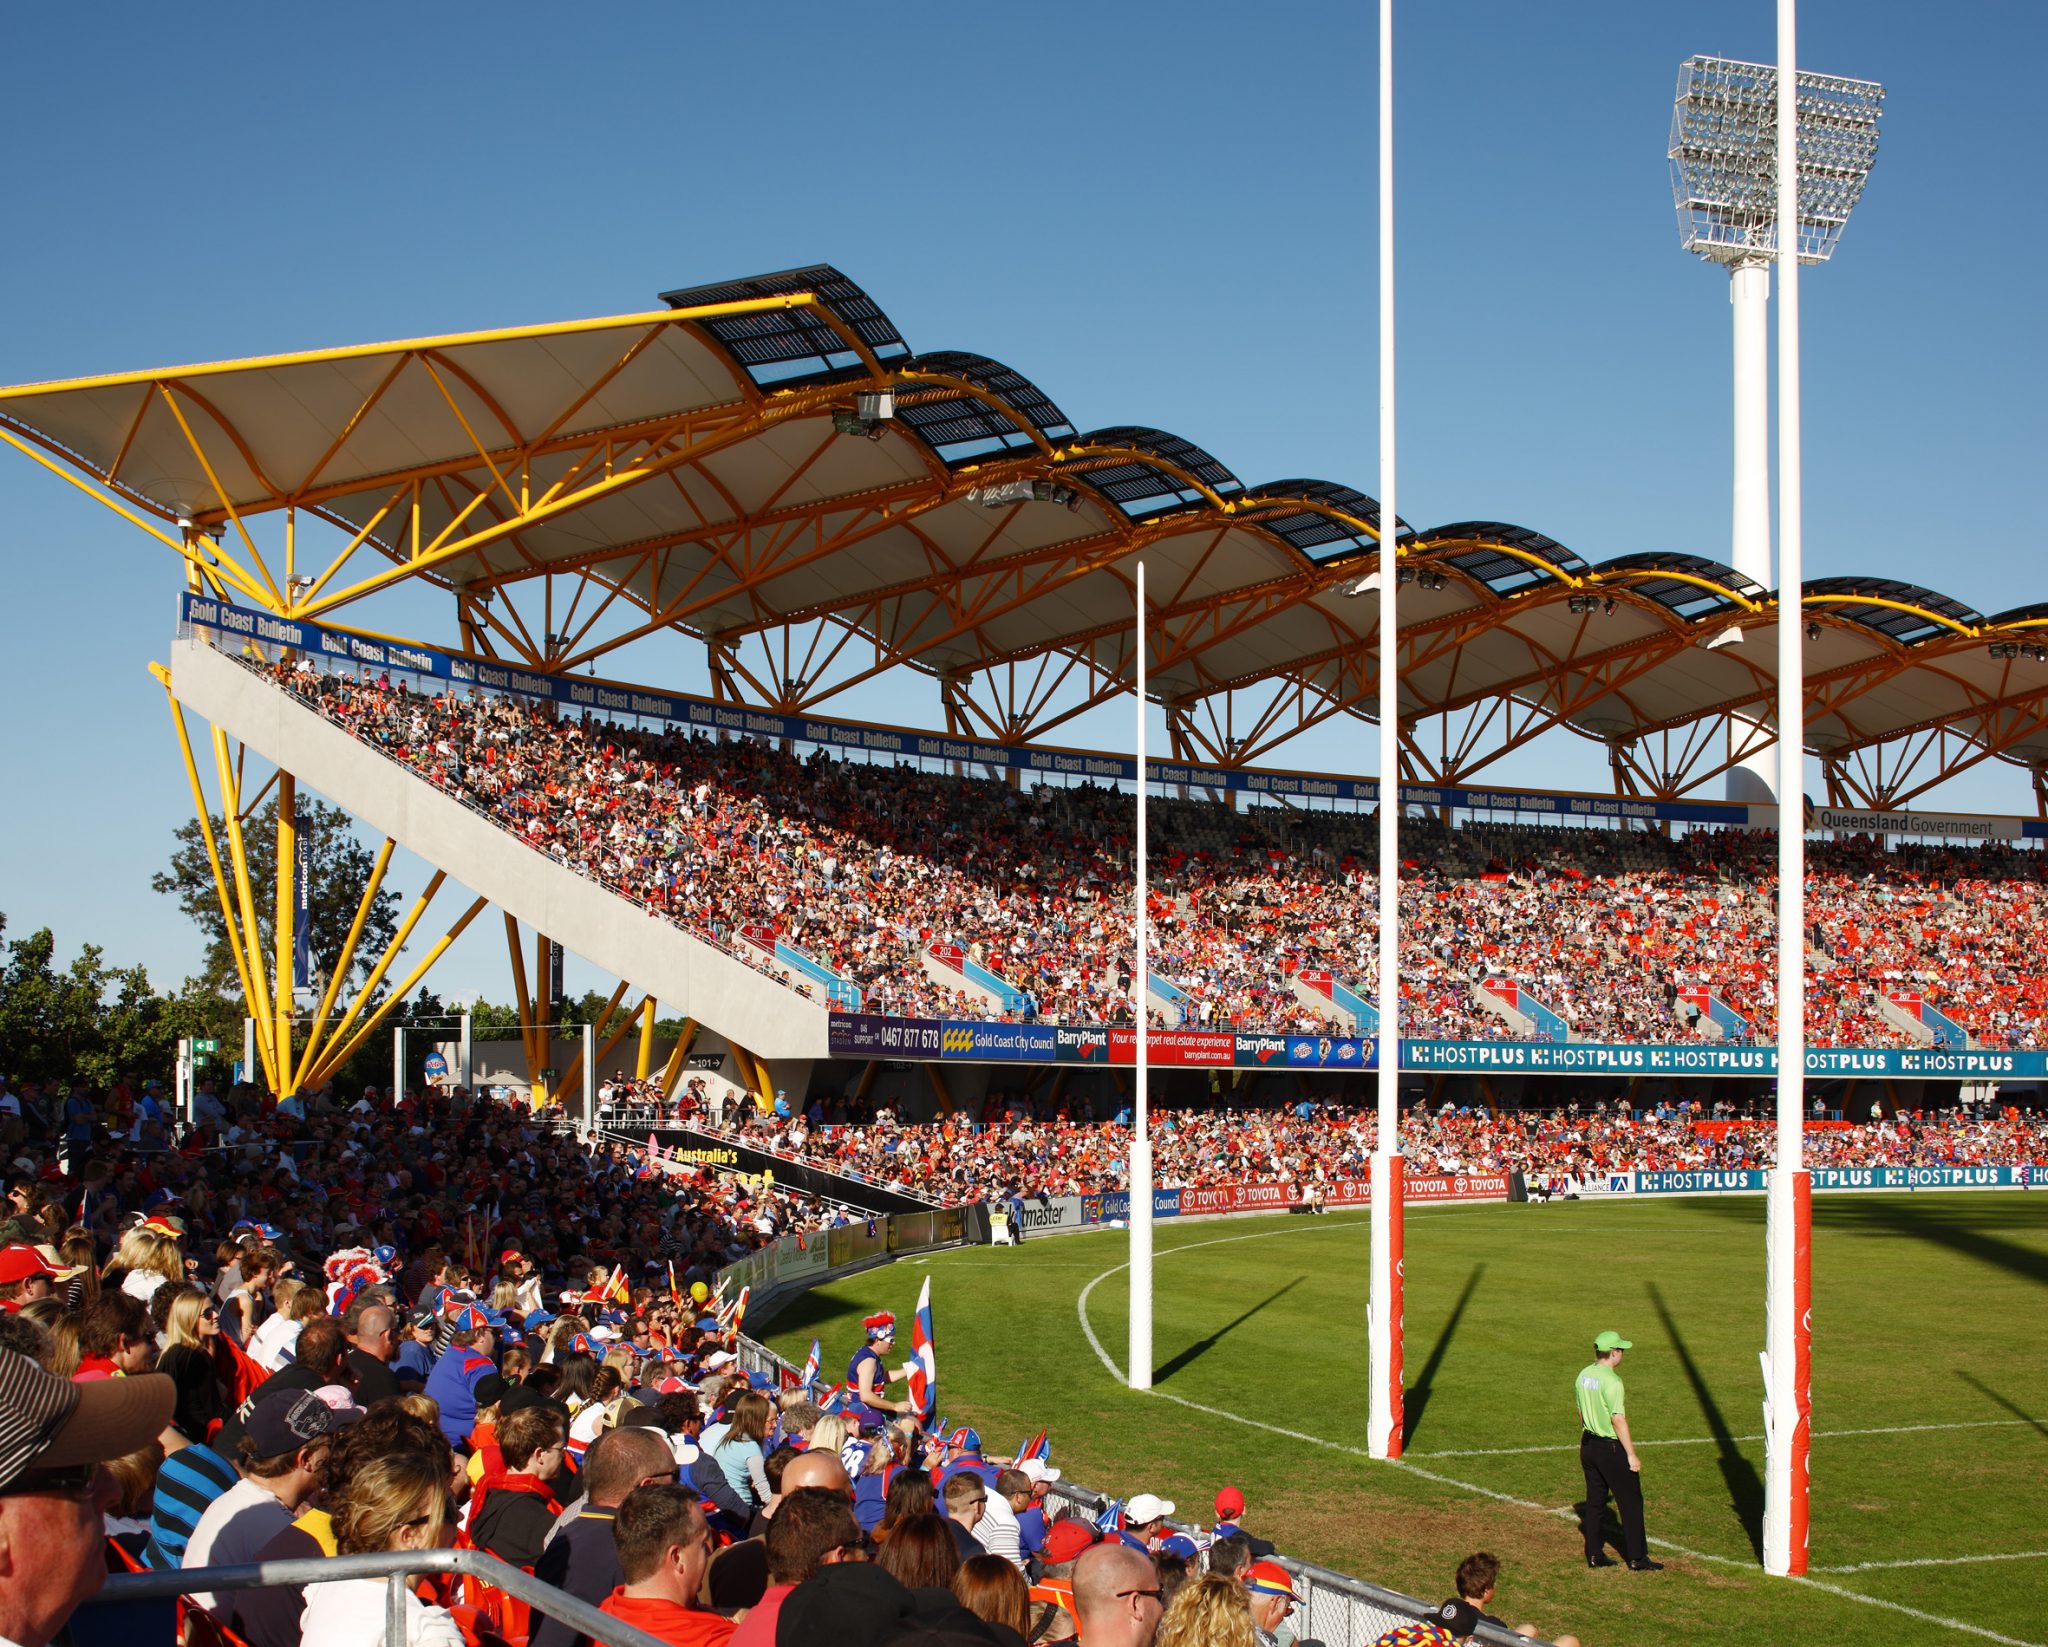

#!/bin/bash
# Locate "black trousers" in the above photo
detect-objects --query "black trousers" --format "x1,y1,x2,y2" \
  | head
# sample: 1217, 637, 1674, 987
1580, 1431, 1648, 1562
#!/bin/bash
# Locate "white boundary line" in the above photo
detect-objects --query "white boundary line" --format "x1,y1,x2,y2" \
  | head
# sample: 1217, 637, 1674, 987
1073, 1223, 2048, 1647
1413, 1416, 2046, 1458
1812, 1552, 2048, 1575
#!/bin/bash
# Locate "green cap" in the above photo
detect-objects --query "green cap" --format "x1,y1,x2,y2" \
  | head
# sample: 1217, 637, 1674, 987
1594, 1330, 1632, 1352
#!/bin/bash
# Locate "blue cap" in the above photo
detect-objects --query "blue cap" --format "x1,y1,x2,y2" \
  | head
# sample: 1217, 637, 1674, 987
254, 1222, 284, 1242
523, 1310, 556, 1330
747, 1371, 775, 1391
1157, 1534, 1199, 1560
373, 1244, 398, 1266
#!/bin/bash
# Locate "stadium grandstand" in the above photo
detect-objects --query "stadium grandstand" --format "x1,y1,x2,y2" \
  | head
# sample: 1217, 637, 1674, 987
5, 266, 2048, 1647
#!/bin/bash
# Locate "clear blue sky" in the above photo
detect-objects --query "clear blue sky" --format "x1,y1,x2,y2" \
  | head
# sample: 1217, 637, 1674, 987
0, 0, 2040, 1006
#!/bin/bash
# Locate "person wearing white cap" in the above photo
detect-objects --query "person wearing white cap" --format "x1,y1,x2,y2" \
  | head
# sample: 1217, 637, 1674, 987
1013, 1456, 1061, 1559
1121, 1492, 1176, 1552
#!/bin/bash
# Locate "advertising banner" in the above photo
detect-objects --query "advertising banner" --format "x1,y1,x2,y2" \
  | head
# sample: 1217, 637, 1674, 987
1637, 1169, 1767, 1194
653, 1128, 933, 1215
1108, 1028, 1236, 1067
938, 1021, 1058, 1062
1083, 1189, 1185, 1223
1014, 1195, 1089, 1235
828, 1014, 944, 1060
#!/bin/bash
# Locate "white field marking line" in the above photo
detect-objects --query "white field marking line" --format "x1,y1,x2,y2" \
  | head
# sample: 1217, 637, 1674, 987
1414, 1416, 2048, 1458
1076, 1226, 2048, 1647
1812, 1551, 2048, 1574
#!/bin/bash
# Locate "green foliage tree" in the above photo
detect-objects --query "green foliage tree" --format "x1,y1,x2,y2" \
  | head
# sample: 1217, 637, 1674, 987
151, 797, 401, 1009
0, 914, 236, 1087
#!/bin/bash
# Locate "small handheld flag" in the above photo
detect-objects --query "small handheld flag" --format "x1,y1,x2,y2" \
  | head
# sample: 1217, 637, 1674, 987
1012, 1430, 1049, 1468
906, 1275, 937, 1425
800, 1338, 821, 1395
1093, 1496, 1126, 1535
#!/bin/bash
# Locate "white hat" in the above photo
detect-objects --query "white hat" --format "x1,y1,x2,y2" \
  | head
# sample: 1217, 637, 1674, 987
703, 1350, 738, 1369
1017, 1458, 1062, 1484
1127, 1492, 1176, 1524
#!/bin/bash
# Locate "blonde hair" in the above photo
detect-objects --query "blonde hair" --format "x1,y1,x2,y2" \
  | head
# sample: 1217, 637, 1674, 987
19, 1300, 79, 1376
1156, 1575, 1257, 1647
103, 1439, 165, 1518
59, 1229, 99, 1305
333, 1451, 453, 1555
162, 1286, 210, 1351
111, 1226, 184, 1285
808, 1414, 851, 1459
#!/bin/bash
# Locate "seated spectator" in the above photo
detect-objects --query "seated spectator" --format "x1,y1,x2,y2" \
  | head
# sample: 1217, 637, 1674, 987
941, 1470, 991, 1560
1241, 1561, 1297, 1647
300, 1450, 464, 1647
876, 1511, 962, 1591
0, 1347, 174, 1647
1073, 1540, 1166, 1647
731, 1486, 864, 1647
184, 1389, 349, 1624
469, 1404, 569, 1571
534, 1426, 682, 1647
595, 1483, 733, 1646
1157, 1573, 1255, 1647
952, 1552, 1030, 1642
152, 1285, 222, 1445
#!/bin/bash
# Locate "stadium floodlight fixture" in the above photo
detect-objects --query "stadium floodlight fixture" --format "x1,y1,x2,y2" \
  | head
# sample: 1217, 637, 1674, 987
1669, 56, 1884, 268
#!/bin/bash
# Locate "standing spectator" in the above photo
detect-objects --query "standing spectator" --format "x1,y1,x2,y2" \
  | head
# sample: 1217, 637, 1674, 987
0, 1347, 174, 1647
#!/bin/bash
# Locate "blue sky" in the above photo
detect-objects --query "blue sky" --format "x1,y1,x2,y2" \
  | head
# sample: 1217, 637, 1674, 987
0, 0, 2040, 1006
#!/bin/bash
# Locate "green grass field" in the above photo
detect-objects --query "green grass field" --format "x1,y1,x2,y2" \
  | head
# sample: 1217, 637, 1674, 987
763, 1193, 2048, 1647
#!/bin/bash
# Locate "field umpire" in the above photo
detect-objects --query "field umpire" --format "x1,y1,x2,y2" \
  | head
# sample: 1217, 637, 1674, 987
1575, 1329, 1663, 1571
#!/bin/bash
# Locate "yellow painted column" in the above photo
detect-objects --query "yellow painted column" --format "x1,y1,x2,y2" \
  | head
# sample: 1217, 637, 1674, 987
637, 996, 658, 1081
274, 774, 297, 1094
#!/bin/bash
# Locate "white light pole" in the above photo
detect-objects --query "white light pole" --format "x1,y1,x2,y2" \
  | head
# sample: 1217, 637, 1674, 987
1366, 0, 1405, 1462
1669, 54, 1882, 805
1129, 559, 1154, 1391
1765, 0, 1810, 1578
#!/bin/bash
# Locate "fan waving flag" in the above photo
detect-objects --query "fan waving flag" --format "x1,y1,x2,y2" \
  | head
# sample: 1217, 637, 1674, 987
800, 1339, 821, 1395
905, 1276, 937, 1426
1012, 1430, 1049, 1468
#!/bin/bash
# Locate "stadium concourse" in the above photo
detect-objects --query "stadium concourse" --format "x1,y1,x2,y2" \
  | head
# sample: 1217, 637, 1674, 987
269, 649, 2048, 1052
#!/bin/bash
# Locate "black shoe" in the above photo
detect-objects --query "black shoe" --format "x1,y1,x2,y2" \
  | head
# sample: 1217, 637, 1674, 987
1627, 1559, 1665, 1572
1587, 1555, 1619, 1568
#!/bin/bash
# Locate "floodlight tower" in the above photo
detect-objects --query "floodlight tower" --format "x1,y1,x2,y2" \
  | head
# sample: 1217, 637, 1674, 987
1673, 36, 1883, 1581
1668, 55, 1883, 804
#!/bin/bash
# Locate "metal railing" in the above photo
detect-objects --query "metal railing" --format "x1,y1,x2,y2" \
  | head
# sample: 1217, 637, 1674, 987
729, 1336, 1553, 1647
80, 1547, 672, 1647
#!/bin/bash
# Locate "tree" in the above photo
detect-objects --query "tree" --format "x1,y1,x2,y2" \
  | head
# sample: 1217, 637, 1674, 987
151, 797, 401, 1010
0, 914, 237, 1087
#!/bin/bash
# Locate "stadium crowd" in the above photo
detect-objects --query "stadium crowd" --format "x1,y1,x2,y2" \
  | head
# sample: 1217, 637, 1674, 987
0, 1078, 1585, 1647
267, 655, 2048, 1054
701, 1095, 2048, 1202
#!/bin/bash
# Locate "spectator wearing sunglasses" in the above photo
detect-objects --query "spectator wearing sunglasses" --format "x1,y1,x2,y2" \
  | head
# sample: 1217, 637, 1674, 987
1073, 1541, 1165, 1647
0, 1346, 175, 1647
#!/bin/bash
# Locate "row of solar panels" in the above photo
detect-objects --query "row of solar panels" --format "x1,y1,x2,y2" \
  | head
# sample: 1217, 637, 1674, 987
657, 264, 2023, 648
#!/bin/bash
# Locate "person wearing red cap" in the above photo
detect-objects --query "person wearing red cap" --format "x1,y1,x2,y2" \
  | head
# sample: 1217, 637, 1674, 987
1027, 1517, 1097, 1637
1242, 1561, 1297, 1646
1212, 1485, 1276, 1559
0, 1244, 59, 1307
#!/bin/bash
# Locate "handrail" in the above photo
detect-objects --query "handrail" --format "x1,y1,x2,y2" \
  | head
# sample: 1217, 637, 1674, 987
82, 1547, 674, 1647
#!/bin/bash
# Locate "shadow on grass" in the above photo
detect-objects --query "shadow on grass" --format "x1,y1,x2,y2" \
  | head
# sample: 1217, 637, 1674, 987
1154, 1276, 1306, 1384
1956, 1370, 2048, 1440
1402, 1262, 1485, 1450
1647, 1280, 1764, 1561
1693, 1192, 2048, 1292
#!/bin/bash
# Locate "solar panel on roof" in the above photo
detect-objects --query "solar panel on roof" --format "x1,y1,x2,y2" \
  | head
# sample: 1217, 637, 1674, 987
656, 264, 909, 387
1803, 576, 1982, 645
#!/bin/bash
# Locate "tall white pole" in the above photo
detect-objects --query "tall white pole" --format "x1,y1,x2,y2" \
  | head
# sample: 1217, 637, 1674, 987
1728, 257, 1777, 803
1763, 0, 1812, 1578
1366, 0, 1406, 1462
1129, 559, 1154, 1391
